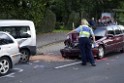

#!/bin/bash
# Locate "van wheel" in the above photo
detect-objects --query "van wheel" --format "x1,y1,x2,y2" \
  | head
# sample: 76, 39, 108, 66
97, 46, 105, 59
0, 57, 11, 76
20, 49, 30, 63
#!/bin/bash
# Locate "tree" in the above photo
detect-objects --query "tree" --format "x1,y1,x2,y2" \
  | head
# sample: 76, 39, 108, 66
0, 0, 124, 32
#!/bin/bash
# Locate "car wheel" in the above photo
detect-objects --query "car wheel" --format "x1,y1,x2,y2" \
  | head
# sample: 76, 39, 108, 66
0, 57, 11, 76
20, 49, 30, 63
97, 46, 105, 59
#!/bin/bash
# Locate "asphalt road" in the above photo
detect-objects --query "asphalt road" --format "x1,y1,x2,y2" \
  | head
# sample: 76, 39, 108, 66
1, 42, 124, 83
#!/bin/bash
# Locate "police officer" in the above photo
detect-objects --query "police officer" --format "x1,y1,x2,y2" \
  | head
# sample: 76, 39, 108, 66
68, 19, 96, 66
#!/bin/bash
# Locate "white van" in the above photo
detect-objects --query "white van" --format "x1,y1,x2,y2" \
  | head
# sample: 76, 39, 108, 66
0, 20, 36, 63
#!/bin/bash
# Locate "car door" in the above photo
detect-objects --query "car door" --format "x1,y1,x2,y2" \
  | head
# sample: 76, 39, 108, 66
0, 41, 4, 55
118, 25, 124, 48
0, 39, 10, 55
0, 33, 18, 55
113, 25, 124, 50
105, 26, 117, 52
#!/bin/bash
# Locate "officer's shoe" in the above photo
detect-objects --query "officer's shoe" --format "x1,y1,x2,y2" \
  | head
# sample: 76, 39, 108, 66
91, 63, 96, 66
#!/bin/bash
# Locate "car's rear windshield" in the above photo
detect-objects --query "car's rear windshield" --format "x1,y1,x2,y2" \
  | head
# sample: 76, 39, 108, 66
94, 27, 106, 37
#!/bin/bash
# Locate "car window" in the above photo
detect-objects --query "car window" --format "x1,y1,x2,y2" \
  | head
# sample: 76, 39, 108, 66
0, 26, 31, 39
0, 33, 14, 45
112, 26, 122, 35
94, 28, 106, 36
118, 25, 124, 33
107, 26, 115, 35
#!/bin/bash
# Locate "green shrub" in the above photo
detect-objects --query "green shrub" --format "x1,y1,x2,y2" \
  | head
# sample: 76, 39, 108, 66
66, 11, 80, 30
37, 9, 56, 33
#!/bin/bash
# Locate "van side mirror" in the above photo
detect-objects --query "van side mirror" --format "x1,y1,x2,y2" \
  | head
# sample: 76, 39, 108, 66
25, 33, 31, 38
106, 34, 114, 38
22, 33, 31, 38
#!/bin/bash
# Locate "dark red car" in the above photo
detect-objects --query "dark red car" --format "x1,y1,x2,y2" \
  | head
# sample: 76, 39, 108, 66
60, 24, 124, 59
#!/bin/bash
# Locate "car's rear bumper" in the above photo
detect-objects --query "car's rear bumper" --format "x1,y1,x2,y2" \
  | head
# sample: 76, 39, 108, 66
60, 47, 99, 57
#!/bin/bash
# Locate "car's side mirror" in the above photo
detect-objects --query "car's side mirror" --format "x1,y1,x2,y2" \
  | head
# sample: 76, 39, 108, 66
106, 34, 114, 38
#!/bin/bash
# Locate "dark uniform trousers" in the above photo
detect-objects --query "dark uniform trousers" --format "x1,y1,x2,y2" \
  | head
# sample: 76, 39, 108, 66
79, 37, 95, 64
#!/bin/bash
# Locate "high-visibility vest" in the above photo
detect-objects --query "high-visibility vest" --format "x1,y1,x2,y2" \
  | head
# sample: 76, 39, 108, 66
79, 26, 90, 38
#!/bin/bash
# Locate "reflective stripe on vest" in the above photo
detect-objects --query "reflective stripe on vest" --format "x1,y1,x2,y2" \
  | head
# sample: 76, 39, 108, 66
79, 27, 90, 37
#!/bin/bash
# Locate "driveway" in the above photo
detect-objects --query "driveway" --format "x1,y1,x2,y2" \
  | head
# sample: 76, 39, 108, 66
36, 32, 67, 48
36, 32, 67, 55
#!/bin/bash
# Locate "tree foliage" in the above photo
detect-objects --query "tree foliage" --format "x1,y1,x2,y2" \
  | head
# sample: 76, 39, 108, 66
0, 0, 124, 32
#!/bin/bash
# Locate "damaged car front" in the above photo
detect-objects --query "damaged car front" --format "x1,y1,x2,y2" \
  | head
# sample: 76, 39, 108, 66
60, 24, 124, 59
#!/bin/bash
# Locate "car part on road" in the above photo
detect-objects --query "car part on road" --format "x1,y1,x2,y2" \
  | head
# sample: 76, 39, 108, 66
0, 57, 11, 76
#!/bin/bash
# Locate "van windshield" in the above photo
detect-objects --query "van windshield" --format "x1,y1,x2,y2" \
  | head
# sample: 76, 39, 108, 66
0, 26, 31, 39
